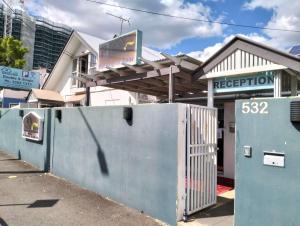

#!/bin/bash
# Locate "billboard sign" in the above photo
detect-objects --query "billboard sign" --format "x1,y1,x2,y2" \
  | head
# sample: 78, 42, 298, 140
0, 66, 40, 90
22, 112, 44, 141
213, 71, 274, 93
98, 30, 142, 70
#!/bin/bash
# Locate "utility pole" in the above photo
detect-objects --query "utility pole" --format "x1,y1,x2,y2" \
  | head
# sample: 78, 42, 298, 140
106, 12, 130, 36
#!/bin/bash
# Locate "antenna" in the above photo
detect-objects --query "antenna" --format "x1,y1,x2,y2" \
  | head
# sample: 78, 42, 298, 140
106, 12, 130, 36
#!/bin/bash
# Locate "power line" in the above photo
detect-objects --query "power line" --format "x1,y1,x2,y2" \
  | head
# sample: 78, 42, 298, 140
85, 0, 300, 33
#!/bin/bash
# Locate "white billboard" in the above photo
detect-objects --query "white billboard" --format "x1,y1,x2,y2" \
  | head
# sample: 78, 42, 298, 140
98, 30, 142, 71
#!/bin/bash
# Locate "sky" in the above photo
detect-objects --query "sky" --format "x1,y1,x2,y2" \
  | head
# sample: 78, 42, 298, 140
23, 0, 300, 61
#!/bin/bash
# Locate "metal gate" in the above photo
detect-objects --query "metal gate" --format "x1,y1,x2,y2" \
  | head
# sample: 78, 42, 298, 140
186, 104, 217, 215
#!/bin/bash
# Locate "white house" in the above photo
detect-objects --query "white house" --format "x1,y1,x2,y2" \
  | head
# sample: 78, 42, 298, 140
27, 31, 165, 107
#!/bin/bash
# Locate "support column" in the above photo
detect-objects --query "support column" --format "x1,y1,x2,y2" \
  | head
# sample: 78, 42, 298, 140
207, 79, 214, 107
85, 86, 90, 106
291, 75, 298, 96
168, 65, 175, 103
274, 70, 282, 98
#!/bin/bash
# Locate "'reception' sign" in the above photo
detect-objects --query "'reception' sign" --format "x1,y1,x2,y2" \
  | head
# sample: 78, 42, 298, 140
0, 66, 40, 90
213, 72, 274, 93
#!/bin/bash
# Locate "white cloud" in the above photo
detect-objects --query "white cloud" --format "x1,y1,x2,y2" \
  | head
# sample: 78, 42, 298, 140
187, 33, 268, 61
25, 0, 224, 49
244, 0, 300, 49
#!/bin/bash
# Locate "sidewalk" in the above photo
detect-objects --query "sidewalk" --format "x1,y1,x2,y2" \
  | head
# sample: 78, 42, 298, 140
178, 190, 234, 226
0, 151, 163, 226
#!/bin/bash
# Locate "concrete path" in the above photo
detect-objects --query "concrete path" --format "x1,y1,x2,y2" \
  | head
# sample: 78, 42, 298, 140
178, 190, 234, 226
0, 151, 164, 226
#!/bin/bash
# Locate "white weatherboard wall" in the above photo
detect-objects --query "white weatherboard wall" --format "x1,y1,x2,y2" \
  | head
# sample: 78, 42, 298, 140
223, 102, 235, 179
89, 86, 138, 106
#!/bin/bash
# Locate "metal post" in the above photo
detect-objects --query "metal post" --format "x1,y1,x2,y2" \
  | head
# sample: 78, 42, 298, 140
207, 79, 214, 107
85, 87, 90, 106
274, 70, 282, 98
291, 75, 298, 96
168, 65, 175, 103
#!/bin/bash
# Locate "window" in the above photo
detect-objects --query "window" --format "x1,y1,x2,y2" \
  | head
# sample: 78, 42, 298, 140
71, 53, 95, 89
71, 58, 77, 86
90, 54, 97, 69
71, 56, 87, 88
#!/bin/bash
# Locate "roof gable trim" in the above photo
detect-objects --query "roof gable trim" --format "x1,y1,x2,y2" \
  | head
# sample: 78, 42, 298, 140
195, 36, 300, 79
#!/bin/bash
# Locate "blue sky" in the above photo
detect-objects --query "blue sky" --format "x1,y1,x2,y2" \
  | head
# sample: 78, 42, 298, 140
25, 0, 300, 61
166, 0, 273, 55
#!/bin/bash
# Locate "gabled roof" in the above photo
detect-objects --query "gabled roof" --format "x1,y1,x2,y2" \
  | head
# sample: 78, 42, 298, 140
194, 35, 300, 79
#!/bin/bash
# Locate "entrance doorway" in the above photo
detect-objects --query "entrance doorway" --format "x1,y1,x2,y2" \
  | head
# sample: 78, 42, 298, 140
217, 108, 224, 173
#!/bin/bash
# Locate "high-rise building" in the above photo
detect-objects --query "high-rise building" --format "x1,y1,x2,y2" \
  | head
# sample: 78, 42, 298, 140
0, 3, 72, 71
33, 17, 72, 70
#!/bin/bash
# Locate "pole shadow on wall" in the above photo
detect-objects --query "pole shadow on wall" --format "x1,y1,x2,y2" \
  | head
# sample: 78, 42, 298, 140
78, 108, 109, 176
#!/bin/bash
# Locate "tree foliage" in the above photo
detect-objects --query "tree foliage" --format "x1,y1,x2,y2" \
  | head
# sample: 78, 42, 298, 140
0, 37, 28, 69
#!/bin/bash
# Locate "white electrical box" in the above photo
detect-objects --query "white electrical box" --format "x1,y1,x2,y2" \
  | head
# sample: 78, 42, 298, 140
263, 154, 285, 167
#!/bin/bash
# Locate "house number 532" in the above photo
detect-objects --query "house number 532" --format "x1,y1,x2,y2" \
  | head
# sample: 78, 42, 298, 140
242, 102, 268, 114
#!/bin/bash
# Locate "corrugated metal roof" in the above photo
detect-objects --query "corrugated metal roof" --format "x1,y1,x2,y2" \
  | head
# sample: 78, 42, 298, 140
2, 89, 29, 99
32, 89, 64, 102
290, 45, 300, 56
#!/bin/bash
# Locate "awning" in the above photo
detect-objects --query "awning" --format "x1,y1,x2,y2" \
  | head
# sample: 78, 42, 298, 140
31, 89, 64, 103
65, 94, 86, 103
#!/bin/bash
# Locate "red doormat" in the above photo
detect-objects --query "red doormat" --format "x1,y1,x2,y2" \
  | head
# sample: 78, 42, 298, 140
217, 177, 234, 195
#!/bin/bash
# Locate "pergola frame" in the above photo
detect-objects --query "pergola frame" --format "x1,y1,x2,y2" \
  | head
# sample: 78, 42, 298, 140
72, 54, 206, 103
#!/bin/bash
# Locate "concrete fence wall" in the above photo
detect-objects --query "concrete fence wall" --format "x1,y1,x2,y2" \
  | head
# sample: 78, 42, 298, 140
0, 104, 186, 226
0, 108, 51, 171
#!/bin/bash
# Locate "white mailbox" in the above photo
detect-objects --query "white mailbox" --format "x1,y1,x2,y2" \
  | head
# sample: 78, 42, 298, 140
263, 152, 285, 168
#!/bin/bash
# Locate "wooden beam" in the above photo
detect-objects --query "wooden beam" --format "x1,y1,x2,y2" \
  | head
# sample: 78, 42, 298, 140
96, 65, 180, 85
140, 57, 164, 69
70, 75, 87, 83
82, 73, 98, 81
141, 78, 165, 87
105, 66, 127, 76
160, 52, 200, 71
122, 63, 148, 73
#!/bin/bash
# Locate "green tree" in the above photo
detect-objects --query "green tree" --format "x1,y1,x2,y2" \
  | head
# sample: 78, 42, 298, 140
0, 37, 28, 69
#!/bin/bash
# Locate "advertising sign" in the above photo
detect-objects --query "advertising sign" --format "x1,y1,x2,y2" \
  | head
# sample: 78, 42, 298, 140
22, 112, 44, 141
213, 71, 274, 93
0, 66, 40, 90
98, 30, 142, 70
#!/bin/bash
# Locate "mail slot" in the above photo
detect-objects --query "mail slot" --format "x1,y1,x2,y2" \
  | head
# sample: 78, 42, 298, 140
263, 152, 285, 168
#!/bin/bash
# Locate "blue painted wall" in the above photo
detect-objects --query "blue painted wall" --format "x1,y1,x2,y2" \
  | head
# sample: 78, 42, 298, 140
0, 104, 183, 226
2, 97, 26, 108
235, 98, 300, 226
50, 104, 180, 226
0, 108, 51, 171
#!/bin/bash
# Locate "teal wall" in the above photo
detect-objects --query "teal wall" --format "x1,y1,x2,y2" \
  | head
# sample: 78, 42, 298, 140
235, 97, 300, 226
0, 104, 182, 226
0, 108, 51, 171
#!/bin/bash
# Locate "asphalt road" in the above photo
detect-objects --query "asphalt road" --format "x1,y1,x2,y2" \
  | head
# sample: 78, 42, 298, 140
0, 151, 164, 226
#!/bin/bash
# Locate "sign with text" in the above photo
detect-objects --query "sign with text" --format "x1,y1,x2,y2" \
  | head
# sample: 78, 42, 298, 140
98, 30, 142, 70
213, 72, 274, 93
0, 66, 40, 90
22, 112, 44, 141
